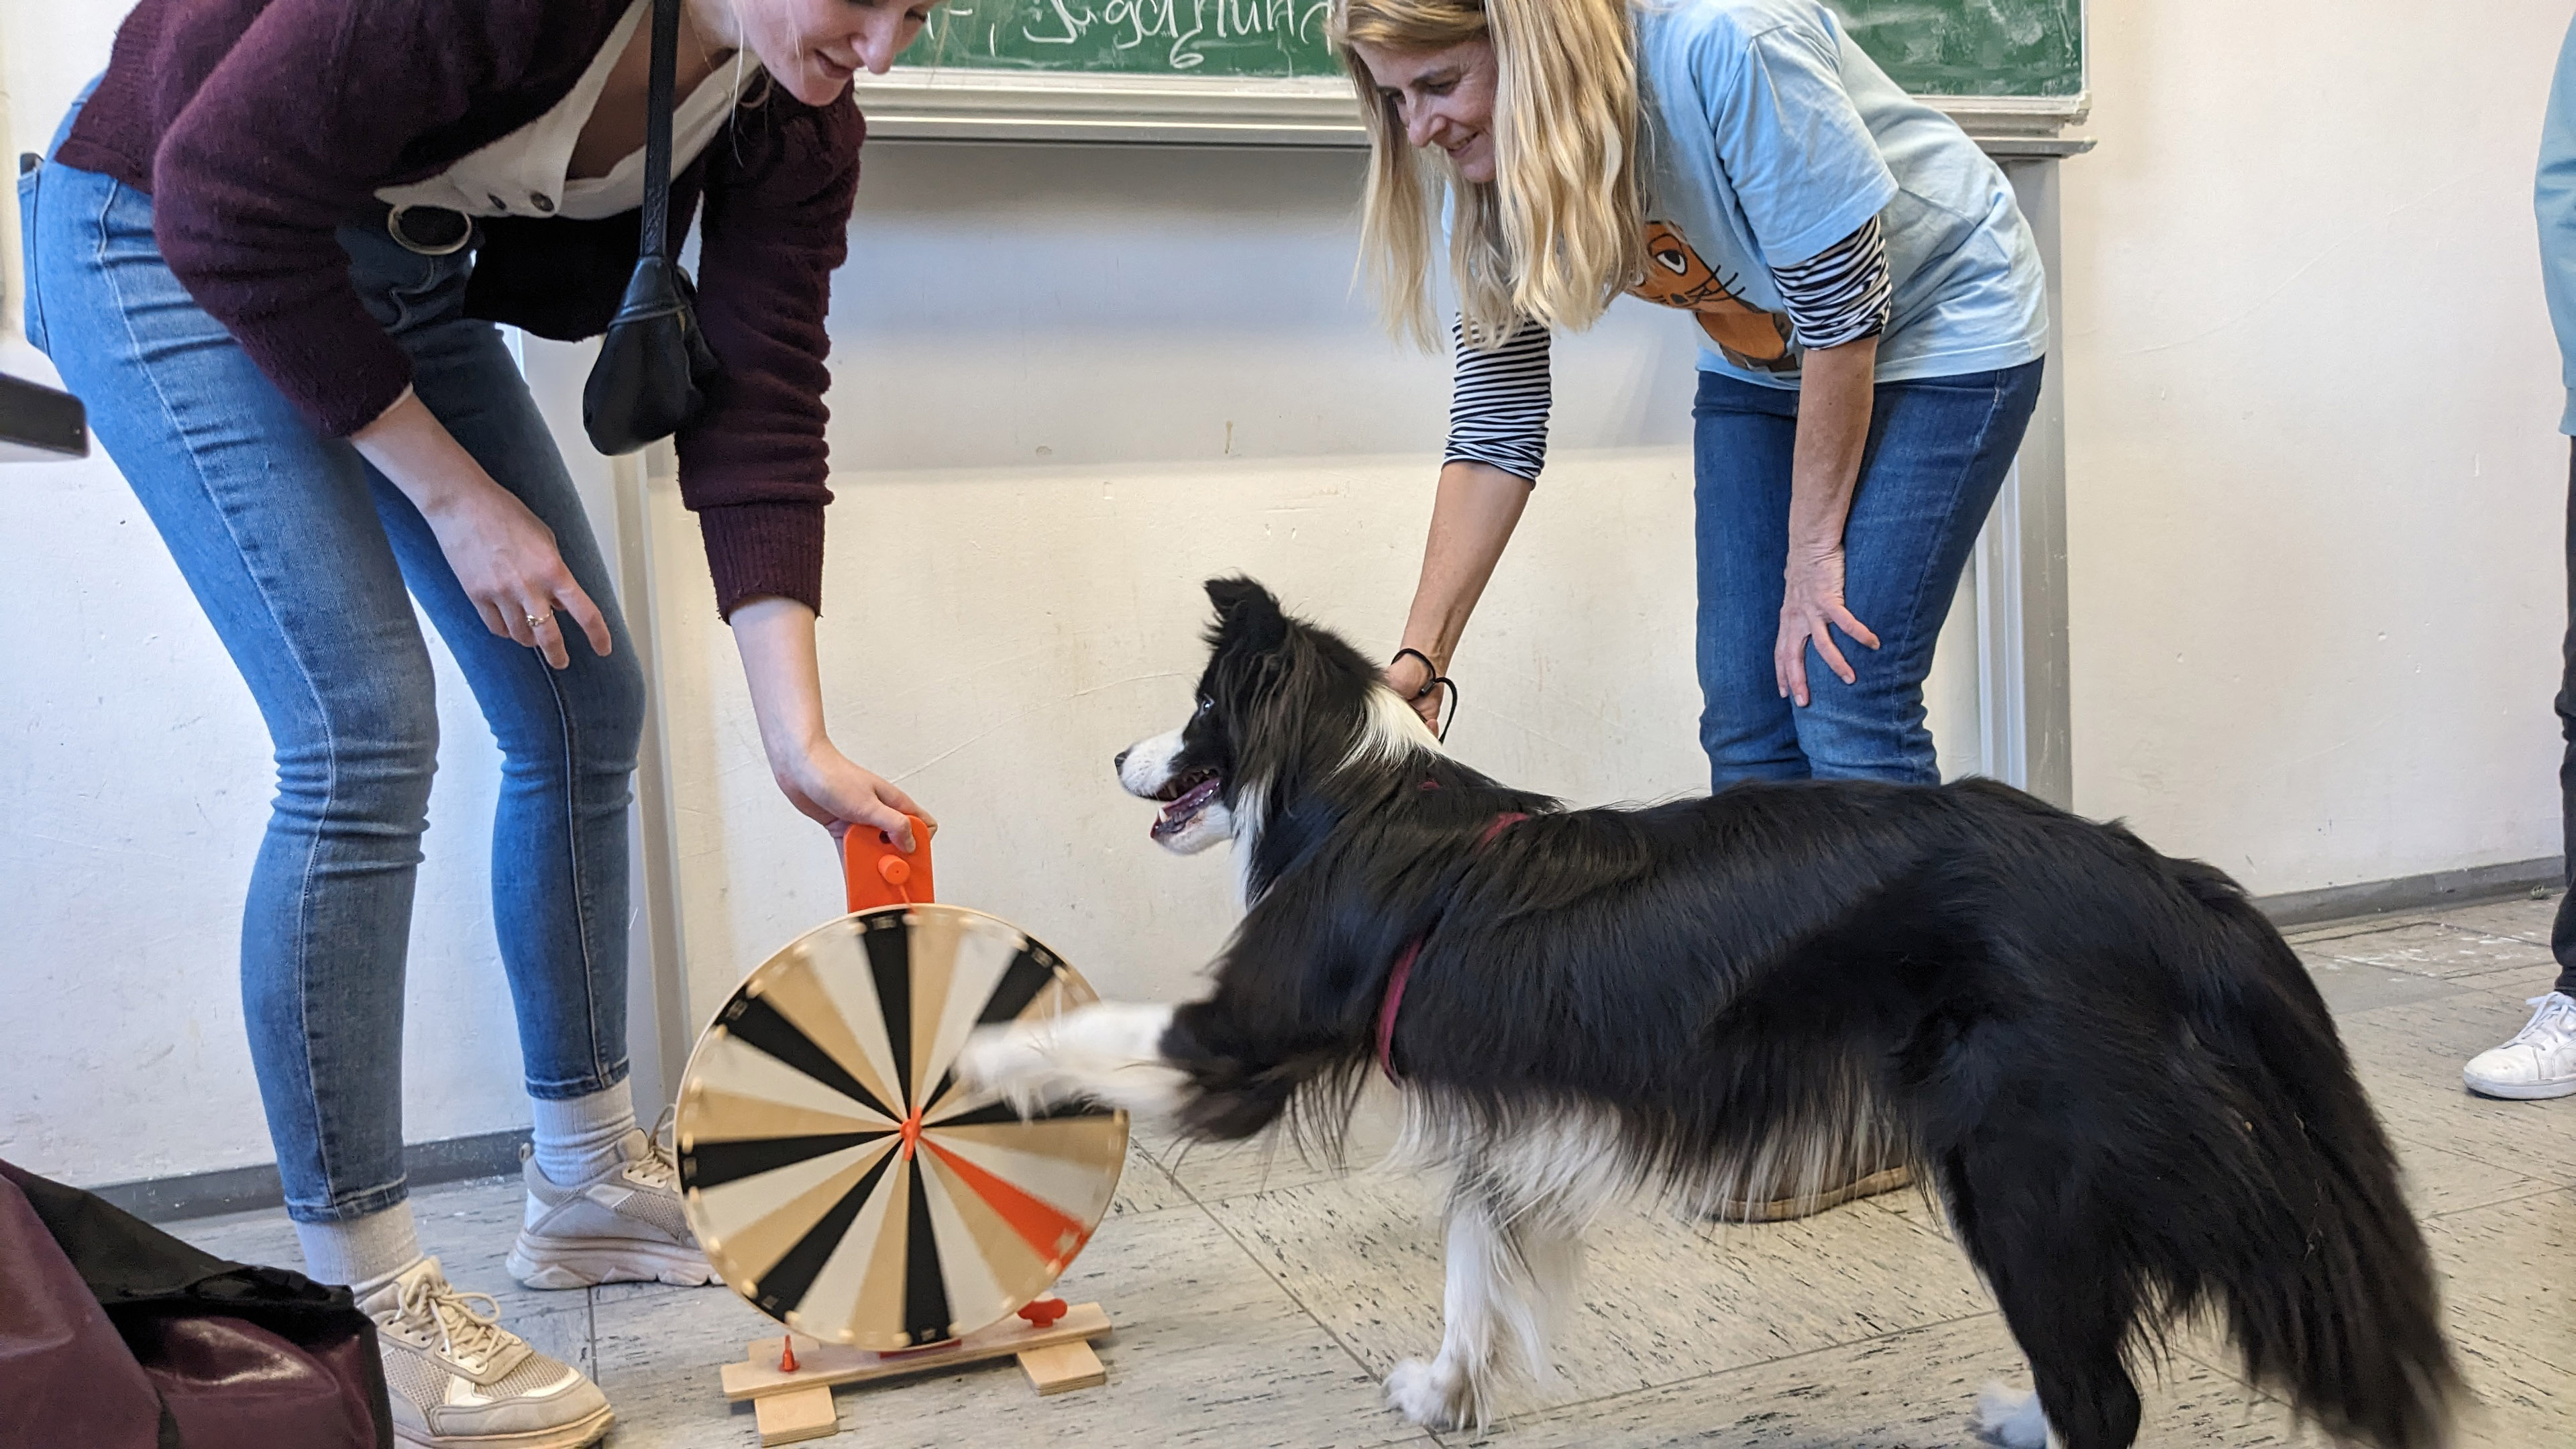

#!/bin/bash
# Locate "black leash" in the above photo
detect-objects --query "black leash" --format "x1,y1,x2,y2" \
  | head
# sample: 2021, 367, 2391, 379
1391, 647, 1458, 742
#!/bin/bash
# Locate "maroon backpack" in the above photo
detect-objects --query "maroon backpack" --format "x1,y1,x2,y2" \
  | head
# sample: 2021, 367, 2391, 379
0, 1159, 392, 1449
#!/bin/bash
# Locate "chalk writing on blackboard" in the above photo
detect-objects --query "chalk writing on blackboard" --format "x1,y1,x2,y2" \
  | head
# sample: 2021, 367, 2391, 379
908, 0, 1342, 78
894, 0, 2082, 98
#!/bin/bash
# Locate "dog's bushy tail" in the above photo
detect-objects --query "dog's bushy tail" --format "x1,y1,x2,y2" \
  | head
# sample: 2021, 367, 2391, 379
2176, 871, 2459, 1449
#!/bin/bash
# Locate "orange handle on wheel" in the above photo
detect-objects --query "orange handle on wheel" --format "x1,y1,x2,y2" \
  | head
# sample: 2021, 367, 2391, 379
843, 815, 934, 913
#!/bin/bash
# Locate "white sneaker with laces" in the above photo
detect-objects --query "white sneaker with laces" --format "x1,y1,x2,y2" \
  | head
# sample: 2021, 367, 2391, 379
2463, 992, 2576, 1100
505, 1119, 714, 1290
360, 1256, 612, 1449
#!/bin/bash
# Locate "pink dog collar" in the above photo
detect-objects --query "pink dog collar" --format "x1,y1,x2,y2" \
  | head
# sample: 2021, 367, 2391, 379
1375, 812, 1528, 1082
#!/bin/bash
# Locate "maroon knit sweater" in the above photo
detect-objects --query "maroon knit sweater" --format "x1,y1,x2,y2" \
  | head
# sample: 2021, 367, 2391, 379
57, 0, 862, 617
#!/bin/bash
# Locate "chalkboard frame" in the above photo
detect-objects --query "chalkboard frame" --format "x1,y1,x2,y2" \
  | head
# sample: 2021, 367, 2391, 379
859, 68, 1365, 147
861, 0, 2087, 148
859, 70, 2085, 149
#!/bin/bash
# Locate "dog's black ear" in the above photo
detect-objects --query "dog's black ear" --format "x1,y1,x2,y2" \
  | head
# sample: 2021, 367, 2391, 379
1204, 576, 1290, 656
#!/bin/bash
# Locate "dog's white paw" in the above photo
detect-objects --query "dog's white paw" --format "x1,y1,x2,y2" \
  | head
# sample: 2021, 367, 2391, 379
949, 1004, 1190, 1120
1385, 1356, 1477, 1430
954, 1021, 1040, 1092
1975, 1383, 2059, 1449
952, 1020, 1069, 1119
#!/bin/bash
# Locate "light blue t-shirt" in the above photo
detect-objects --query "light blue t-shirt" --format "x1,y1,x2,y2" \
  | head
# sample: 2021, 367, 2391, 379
2537, 15, 2576, 433
1630, 0, 2050, 386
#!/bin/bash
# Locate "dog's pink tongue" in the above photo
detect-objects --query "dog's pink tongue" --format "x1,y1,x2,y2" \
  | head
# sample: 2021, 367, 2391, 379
1150, 777, 1221, 839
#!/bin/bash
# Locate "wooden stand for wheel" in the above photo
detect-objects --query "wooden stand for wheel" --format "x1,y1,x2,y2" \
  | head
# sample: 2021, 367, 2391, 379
720, 1298, 1115, 1445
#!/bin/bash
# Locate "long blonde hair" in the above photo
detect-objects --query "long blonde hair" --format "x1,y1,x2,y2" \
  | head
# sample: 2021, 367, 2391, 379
1331, 0, 1646, 349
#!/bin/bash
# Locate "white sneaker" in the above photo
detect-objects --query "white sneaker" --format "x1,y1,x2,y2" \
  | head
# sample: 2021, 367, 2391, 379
360, 1256, 612, 1449
2463, 992, 2576, 1100
505, 1122, 714, 1290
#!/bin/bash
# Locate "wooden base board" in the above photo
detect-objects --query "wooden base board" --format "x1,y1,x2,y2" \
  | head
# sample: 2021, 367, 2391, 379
751, 1385, 839, 1445
724, 1302, 1112, 1399
728, 1301, 1114, 1445
1017, 1339, 1107, 1395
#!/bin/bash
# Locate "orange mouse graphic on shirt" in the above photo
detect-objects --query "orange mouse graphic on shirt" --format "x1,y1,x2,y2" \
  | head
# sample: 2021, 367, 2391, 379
1630, 221, 1800, 374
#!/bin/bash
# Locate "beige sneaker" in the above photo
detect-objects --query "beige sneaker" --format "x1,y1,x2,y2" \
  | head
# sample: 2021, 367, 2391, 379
360, 1256, 612, 1449
505, 1122, 714, 1290
1707, 1137, 1914, 1223
1712, 1161, 1914, 1222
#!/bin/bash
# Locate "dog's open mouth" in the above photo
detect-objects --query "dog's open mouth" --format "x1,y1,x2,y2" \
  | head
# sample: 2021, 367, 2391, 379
1148, 769, 1222, 840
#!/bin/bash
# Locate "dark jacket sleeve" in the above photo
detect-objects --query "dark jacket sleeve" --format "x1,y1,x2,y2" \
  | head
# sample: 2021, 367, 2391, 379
676, 91, 863, 620
148, 0, 547, 437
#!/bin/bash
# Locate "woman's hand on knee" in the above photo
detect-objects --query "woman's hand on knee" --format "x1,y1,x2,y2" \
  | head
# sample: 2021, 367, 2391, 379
354, 391, 610, 669
1776, 547, 1879, 707
429, 485, 614, 669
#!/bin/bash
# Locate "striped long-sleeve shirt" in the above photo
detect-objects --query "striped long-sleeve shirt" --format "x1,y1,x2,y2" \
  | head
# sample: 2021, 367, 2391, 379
1442, 219, 1892, 483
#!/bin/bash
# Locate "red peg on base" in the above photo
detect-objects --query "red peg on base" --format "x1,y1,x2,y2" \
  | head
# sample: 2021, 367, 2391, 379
1016, 1296, 1069, 1329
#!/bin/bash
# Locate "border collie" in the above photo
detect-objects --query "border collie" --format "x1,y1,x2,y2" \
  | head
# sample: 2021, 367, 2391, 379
959, 578, 2457, 1449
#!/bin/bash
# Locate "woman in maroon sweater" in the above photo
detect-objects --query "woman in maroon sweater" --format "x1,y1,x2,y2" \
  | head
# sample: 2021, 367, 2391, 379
24, 2, 933, 1441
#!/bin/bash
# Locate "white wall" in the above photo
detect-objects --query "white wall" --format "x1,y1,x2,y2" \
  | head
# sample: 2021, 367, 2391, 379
2057, 0, 2573, 892
0, 42, 1720, 1183
11, 0, 2569, 1189
0, 360, 549, 1191
646, 140, 1717, 1022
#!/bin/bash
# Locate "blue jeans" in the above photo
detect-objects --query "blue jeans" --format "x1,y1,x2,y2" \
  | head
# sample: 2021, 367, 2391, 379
23, 105, 645, 1224
1693, 360, 2045, 788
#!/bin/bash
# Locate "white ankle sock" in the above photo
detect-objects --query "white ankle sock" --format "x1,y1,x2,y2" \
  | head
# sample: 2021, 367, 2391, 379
297, 1201, 424, 1289
530, 1079, 638, 1187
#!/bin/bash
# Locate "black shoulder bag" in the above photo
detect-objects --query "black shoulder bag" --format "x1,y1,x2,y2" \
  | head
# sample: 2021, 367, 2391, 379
582, 0, 720, 455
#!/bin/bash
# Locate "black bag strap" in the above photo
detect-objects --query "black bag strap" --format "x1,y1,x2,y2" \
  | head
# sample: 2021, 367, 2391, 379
639, 0, 680, 264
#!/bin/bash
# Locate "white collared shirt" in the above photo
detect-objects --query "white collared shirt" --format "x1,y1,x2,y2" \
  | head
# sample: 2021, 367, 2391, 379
376, 0, 755, 222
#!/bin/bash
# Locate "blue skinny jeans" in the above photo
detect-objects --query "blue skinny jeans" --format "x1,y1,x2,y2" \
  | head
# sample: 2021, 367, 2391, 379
24, 102, 643, 1224
1693, 360, 2046, 788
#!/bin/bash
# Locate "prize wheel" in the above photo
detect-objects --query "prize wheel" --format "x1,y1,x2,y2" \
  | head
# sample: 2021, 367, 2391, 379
675, 900, 1127, 1350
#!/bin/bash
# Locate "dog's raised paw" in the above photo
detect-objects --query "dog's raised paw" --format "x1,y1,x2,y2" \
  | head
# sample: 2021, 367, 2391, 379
1385, 1357, 1474, 1430
1974, 1384, 2058, 1449
953, 1022, 1050, 1103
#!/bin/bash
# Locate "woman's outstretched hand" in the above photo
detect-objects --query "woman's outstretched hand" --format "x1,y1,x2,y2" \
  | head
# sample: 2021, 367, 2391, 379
1776, 545, 1880, 707
771, 739, 934, 853
1385, 650, 1446, 731
726, 596, 934, 853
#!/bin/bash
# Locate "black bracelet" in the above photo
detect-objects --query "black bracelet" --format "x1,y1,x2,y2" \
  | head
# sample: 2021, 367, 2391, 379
1389, 648, 1458, 742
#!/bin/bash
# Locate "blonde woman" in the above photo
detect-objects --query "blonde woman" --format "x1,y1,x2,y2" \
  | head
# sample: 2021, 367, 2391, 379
1336, 0, 2045, 1222
1347, 0, 2047, 793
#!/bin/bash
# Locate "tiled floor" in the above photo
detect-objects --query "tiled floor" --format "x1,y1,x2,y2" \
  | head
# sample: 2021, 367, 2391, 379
168, 893, 2576, 1447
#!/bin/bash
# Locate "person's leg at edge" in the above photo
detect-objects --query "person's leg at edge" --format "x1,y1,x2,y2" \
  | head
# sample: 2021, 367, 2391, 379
25, 113, 432, 1291
2557, 439, 2576, 1010
341, 221, 702, 1287
1789, 360, 2045, 784
29, 129, 616, 1446
2465, 436, 2576, 1099
1688, 369, 1962, 1222
1693, 370, 1808, 789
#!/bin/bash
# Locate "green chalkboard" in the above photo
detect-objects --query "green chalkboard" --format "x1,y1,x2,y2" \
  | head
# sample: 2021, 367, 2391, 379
906, 1, 1340, 78
899, 1, 2082, 97
1833, 0, 2084, 98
